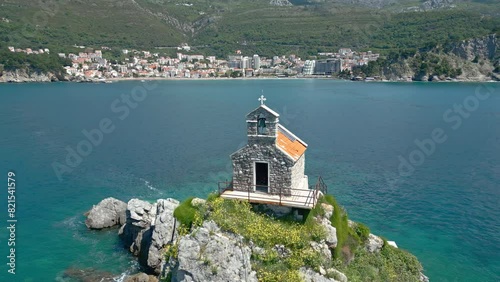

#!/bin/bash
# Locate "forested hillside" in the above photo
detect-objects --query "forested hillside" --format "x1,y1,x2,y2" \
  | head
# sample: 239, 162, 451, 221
0, 0, 498, 57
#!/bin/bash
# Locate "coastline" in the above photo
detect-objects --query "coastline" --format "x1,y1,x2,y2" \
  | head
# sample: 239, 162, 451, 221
80, 195, 429, 282
1, 74, 498, 84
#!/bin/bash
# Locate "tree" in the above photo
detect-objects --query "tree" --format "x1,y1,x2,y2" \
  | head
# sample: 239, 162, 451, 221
230, 71, 242, 78
112, 49, 122, 58
338, 69, 351, 79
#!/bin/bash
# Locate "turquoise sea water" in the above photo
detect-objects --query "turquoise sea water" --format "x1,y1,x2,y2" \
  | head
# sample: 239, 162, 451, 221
0, 80, 499, 281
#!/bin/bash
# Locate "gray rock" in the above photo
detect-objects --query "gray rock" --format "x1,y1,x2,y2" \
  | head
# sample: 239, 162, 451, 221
128, 199, 157, 228
269, 0, 293, 7
262, 204, 293, 217
421, 0, 455, 11
85, 197, 127, 229
320, 218, 337, 247
119, 199, 157, 264
321, 203, 333, 219
316, 204, 338, 247
249, 240, 265, 257
251, 246, 265, 257
365, 233, 384, 253
190, 198, 206, 207
414, 74, 429, 81
347, 219, 356, 229
147, 198, 180, 274
420, 272, 430, 282
319, 266, 326, 276
124, 272, 159, 282
310, 241, 332, 262
299, 267, 339, 282
0, 70, 61, 83
431, 75, 441, 81
171, 221, 257, 282
273, 244, 291, 258
451, 34, 498, 60
61, 267, 116, 282
327, 268, 347, 282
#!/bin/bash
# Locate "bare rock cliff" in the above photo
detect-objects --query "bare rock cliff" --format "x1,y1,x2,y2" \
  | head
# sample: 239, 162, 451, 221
0, 69, 62, 83
449, 34, 498, 61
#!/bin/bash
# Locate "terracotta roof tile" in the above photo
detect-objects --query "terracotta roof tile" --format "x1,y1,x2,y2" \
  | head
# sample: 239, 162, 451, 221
276, 125, 307, 161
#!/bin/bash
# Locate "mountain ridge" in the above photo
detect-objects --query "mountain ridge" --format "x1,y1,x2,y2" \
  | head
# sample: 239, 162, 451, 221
0, 0, 499, 57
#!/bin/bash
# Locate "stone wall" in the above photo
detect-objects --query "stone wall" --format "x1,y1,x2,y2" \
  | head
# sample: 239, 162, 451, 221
248, 135, 276, 146
247, 121, 277, 137
290, 154, 306, 190
246, 106, 278, 138
231, 143, 294, 196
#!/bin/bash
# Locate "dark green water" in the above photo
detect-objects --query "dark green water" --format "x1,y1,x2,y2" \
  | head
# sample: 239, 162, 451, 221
0, 80, 499, 281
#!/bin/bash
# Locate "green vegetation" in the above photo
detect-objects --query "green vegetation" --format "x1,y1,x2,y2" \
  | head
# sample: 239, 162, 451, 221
493, 61, 500, 73
315, 195, 422, 281
208, 196, 325, 281
1, 1, 499, 77
170, 194, 424, 282
0, 48, 71, 76
353, 50, 465, 79
354, 222, 370, 243
0, 1, 499, 59
0, 0, 185, 51
336, 244, 423, 282
173, 197, 200, 228
312, 195, 370, 262
194, 7, 500, 57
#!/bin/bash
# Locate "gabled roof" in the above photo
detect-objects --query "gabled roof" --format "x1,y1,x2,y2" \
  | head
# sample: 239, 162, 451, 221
246, 104, 280, 118
276, 124, 307, 162
261, 105, 280, 117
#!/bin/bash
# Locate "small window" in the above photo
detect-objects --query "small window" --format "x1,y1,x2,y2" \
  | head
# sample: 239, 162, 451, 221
258, 116, 267, 135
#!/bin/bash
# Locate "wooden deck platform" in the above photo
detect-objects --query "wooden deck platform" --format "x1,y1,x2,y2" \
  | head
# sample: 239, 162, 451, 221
219, 176, 327, 210
220, 186, 322, 209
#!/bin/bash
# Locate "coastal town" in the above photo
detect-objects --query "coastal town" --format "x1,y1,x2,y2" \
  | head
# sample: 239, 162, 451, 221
6, 44, 380, 81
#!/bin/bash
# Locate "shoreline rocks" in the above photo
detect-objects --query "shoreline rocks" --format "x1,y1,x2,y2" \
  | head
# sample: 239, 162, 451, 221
0, 70, 63, 83
85, 197, 429, 282
60, 267, 116, 282
84, 197, 127, 229
318, 203, 338, 248
366, 233, 384, 253
124, 272, 159, 282
300, 267, 339, 282
171, 220, 257, 282
147, 198, 180, 274
115, 198, 181, 274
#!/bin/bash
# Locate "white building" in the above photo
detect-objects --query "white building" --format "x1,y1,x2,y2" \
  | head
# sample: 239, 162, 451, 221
253, 54, 261, 70
242, 56, 250, 69
303, 60, 316, 75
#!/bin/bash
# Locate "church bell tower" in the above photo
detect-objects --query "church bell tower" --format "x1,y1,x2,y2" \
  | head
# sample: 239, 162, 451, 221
246, 95, 280, 145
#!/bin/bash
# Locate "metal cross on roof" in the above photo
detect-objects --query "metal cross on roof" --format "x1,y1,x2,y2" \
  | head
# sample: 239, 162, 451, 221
258, 94, 266, 105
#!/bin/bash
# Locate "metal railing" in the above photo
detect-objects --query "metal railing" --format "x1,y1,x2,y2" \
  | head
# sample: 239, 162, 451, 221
313, 175, 328, 195
218, 176, 328, 208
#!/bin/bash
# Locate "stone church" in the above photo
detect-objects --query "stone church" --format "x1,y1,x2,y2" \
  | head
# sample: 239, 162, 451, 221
219, 95, 324, 209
